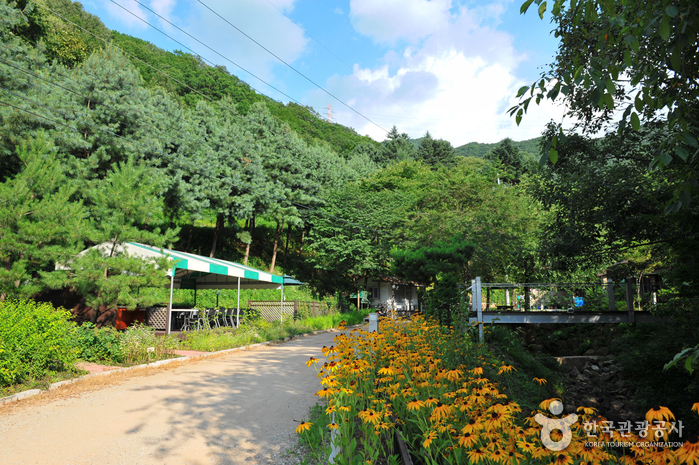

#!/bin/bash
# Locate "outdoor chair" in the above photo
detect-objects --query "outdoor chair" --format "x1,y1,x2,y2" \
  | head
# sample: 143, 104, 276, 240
206, 308, 219, 328
216, 308, 230, 327
228, 308, 241, 327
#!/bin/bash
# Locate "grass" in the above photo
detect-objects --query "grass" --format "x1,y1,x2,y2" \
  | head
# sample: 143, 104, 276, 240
0, 367, 87, 398
181, 309, 369, 352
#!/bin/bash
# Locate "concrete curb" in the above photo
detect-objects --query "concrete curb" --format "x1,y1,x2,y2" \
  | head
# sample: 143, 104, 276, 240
0, 324, 359, 406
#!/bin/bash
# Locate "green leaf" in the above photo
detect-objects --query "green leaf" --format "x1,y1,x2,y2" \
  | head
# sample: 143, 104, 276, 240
520, 0, 535, 14
606, 79, 615, 95
574, 65, 584, 80
659, 14, 671, 40
675, 146, 689, 161
549, 147, 558, 164
604, 92, 614, 109
630, 112, 640, 131
538, 1, 547, 19
635, 94, 644, 112
685, 354, 694, 375
516, 110, 523, 126
666, 5, 679, 18
516, 85, 530, 98
681, 134, 698, 147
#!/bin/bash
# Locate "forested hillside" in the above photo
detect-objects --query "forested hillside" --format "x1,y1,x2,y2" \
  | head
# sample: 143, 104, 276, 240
455, 137, 541, 159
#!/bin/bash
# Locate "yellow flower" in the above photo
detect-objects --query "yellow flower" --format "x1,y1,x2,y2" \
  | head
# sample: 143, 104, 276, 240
539, 398, 562, 411
692, 402, 699, 414
295, 421, 312, 433
406, 398, 425, 412
358, 409, 381, 425
467, 448, 486, 464
497, 364, 516, 375
305, 357, 319, 367
675, 434, 699, 465
424, 397, 439, 407
533, 377, 547, 385
315, 387, 335, 398
327, 422, 339, 430
423, 430, 437, 449
431, 402, 452, 422
325, 405, 336, 415
457, 432, 478, 448
577, 406, 598, 415
645, 405, 675, 423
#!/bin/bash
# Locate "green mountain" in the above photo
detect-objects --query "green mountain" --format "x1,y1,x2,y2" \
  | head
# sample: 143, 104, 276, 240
455, 138, 542, 159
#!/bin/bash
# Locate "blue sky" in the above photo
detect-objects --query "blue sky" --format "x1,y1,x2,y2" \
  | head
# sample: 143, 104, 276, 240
80, 0, 567, 146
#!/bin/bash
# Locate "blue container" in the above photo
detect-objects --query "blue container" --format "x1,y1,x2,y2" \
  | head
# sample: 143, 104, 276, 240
573, 297, 585, 307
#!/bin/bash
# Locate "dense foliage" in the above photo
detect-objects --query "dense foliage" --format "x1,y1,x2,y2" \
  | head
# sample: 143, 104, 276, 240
0, 299, 77, 386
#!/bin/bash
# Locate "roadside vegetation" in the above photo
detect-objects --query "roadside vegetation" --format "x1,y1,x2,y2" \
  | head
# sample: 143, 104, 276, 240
0, 298, 367, 398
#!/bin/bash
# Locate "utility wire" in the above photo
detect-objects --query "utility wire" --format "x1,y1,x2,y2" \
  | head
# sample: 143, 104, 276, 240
196, 0, 389, 135
111, 0, 301, 106
262, 0, 423, 127
33, 3, 244, 116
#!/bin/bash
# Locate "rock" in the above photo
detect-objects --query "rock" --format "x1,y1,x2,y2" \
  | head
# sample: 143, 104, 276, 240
597, 347, 609, 356
584, 348, 595, 356
601, 360, 614, 367
557, 340, 569, 351
530, 344, 544, 352
583, 369, 592, 376
583, 397, 601, 408
591, 365, 600, 371
570, 366, 580, 377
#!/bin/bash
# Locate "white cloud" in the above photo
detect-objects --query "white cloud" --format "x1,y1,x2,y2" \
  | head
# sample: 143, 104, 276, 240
150, 0, 176, 21
174, 0, 308, 87
349, 0, 453, 43
308, 1, 568, 146
105, 0, 150, 29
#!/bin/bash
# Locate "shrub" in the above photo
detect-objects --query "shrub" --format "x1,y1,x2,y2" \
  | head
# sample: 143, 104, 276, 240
0, 299, 77, 387
120, 324, 179, 365
75, 322, 123, 363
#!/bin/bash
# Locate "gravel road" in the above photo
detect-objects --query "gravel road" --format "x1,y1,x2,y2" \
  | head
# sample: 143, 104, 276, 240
0, 330, 340, 465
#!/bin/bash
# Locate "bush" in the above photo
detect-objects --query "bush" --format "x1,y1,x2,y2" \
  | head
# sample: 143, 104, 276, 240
0, 299, 77, 387
120, 324, 179, 365
75, 322, 123, 363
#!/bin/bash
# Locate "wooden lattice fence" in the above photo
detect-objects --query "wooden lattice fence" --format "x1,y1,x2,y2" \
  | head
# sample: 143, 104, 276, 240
248, 300, 331, 322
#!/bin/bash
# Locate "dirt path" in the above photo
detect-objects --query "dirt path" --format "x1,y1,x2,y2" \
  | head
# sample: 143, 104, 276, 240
0, 330, 341, 465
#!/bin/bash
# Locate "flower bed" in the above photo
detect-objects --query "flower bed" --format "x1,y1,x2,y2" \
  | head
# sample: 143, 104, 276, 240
298, 315, 699, 465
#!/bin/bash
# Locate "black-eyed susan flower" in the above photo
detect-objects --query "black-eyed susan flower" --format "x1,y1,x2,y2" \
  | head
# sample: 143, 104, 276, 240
358, 409, 381, 425
423, 430, 437, 449
533, 377, 547, 385
576, 406, 598, 415
497, 364, 516, 375
692, 402, 699, 414
315, 387, 335, 398
539, 398, 562, 411
645, 405, 675, 423
424, 397, 439, 407
467, 447, 486, 464
326, 422, 339, 430
457, 432, 478, 448
431, 402, 452, 421
305, 357, 319, 367
406, 398, 425, 412
295, 421, 312, 433
676, 434, 699, 465
553, 452, 573, 465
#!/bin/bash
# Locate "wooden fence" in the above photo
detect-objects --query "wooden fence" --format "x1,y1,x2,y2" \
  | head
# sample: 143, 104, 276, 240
248, 300, 331, 322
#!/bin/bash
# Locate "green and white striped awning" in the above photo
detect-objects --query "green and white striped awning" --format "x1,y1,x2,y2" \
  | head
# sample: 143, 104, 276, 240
81, 242, 293, 290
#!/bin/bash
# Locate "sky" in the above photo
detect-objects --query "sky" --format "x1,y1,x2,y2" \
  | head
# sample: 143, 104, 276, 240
80, 0, 568, 146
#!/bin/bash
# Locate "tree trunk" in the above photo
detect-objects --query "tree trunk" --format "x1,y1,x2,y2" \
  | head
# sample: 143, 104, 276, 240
299, 229, 306, 255
269, 220, 282, 273
186, 221, 194, 252
243, 242, 251, 266
210, 213, 224, 258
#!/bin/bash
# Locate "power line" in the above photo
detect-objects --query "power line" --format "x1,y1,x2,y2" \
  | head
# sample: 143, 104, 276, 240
262, 0, 423, 127
111, 0, 301, 106
195, 0, 389, 135
33, 3, 242, 115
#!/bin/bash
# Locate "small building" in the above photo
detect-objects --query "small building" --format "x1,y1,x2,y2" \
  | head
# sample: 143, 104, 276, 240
363, 276, 422, 311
